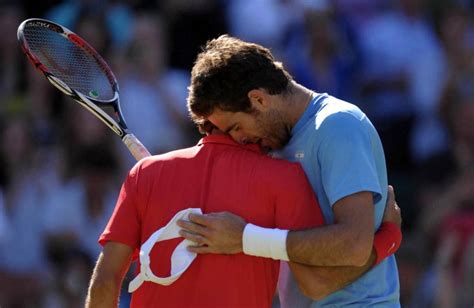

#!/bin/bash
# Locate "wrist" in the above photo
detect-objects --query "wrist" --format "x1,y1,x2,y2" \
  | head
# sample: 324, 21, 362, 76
242, 224, 290, 261
373, 222, 402, 265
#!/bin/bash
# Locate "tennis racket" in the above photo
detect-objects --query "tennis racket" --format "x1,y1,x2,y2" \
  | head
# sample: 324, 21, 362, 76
17, 18, 151, 161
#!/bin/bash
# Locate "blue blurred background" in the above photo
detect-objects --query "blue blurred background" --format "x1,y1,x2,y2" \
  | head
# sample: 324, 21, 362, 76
0, 0, 473, 307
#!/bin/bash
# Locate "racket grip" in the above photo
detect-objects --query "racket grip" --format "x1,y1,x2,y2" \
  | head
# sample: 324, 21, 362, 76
123, 133, 151, 161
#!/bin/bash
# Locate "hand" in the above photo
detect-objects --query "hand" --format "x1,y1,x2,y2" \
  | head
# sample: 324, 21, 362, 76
177, 211, 246, 254
382, 185, 402, 228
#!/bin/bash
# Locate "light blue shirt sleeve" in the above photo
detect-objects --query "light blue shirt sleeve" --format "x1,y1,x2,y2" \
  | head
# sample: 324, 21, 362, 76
317, 111, 382, 207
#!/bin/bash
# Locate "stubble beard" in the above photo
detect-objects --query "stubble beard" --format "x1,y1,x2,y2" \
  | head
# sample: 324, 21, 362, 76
258, 109, 292, 150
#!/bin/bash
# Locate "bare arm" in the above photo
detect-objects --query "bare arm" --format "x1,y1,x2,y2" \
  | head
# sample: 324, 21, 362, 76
289, 249, 376, 300
178, 191, 374, 266
85, 242, 134, 308
288, 191, 374, 267
289, 186, 401, 299
178, 187, 400, 300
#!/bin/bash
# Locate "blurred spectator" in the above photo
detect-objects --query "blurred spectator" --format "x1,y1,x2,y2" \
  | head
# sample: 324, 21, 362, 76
459, 238, 474, 306
421, 90, 474, 256
430, 2, 474, 234
286, 6, 357, 100
74, 11, 112, 57
43, 142, 120, 261
43, 248, 94, 308
0, 5, 24, 111
0, 117, 52, 307
0, 191, 7, 243
26, 63, 61, 147
1, 1, 473, 307
413, 30, 474, 303
41, 106, 121, 307
438, 6, 474, 164
161, 0, 228, 70
410, 219, 474, 307
42, 143, 119, 307
355, 0, 447, 172
226, 0, 300, 59
395, 235, 430, 306
349, 0, 450, 230
117, 13, 196, 167
45, 0, 134, 49
333, 0, 386, 27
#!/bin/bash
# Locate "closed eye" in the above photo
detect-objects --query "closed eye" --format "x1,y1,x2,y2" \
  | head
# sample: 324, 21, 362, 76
225, 123, 240, 134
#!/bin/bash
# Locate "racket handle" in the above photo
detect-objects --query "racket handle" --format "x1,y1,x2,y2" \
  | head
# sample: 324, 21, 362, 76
123, 133, 151, 161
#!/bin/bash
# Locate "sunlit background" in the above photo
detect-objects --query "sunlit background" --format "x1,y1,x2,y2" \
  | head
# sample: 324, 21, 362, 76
0, 0, 473, 307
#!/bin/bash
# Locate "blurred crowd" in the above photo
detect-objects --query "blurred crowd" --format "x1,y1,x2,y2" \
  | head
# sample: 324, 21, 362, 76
0, 0, 473, 307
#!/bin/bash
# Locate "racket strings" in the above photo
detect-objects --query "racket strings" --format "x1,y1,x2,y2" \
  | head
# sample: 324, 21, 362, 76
23, 24, 115, 101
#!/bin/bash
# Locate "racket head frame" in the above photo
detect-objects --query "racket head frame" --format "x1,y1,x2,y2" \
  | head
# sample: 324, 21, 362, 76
17, 18, 129, 138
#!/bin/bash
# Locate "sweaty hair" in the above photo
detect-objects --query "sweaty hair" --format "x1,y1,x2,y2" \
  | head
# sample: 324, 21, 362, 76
187, 35, 293, 122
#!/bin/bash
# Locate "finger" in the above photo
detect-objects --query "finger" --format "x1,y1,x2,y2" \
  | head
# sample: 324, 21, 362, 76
388, 185, 401, 211
387, 185, 395, 206
207, 211, 230, 217
177, 219, 210, 236
179, 230, 210, 246
186, 245, 214, 254
188, 213, 214, 226
388, 185, 394, 198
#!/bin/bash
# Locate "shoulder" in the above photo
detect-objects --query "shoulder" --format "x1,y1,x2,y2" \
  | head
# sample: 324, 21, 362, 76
255, 155, 309, 188
128, 146, 199, 180
310, 97, 380, 149
315, 96, 368, 131
309, 97, 380, 158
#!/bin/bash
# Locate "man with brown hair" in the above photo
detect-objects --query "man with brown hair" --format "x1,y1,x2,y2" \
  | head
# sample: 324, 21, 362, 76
85, 125, 400, 307
179, 35, 401, 306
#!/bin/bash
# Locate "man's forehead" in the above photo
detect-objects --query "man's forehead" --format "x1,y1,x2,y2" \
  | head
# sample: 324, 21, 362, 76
207, 109, 243, 134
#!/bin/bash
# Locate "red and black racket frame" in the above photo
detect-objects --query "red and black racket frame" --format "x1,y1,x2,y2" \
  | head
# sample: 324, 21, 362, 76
17, 18, 130, 139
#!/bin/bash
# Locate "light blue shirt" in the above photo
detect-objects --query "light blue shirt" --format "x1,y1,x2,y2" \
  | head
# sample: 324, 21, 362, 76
275, 93, 400, 307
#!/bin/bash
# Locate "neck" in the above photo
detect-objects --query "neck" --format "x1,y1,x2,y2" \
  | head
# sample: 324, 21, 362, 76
283, 81, 315, 129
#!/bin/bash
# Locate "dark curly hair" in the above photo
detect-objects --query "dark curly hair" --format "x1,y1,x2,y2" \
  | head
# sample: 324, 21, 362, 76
187, 35, 293, 123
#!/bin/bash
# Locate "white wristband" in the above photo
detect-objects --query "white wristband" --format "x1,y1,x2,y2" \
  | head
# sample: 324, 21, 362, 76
242, 223, 289, 261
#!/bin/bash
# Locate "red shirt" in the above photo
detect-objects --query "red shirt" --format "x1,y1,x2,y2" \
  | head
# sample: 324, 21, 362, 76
99, 135, 323, 308
438, 211, 474, 282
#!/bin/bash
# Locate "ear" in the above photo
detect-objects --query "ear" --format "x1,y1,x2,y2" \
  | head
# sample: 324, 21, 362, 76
248, 89, 270, 111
